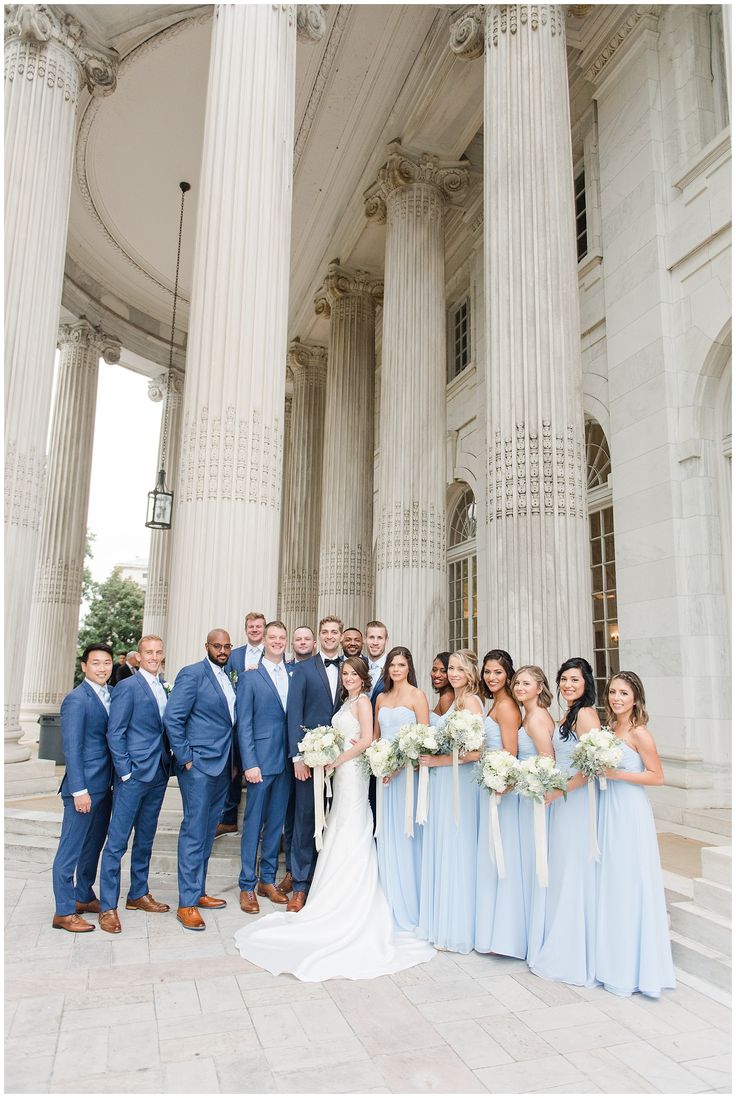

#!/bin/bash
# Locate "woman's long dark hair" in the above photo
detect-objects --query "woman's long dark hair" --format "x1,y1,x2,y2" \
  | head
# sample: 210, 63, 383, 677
480, 649, 516, 700
382, 646, 418, 691
557, 657, 597, 740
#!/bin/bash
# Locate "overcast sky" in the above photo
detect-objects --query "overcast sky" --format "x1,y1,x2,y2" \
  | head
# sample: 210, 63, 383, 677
86, 361, 162, 583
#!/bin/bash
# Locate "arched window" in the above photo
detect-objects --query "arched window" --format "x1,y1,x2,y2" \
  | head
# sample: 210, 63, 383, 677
586, 418, 619, 707
447, 485, 478, 653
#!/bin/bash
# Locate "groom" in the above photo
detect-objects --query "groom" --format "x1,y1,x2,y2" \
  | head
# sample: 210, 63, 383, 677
285, 614, 343, 912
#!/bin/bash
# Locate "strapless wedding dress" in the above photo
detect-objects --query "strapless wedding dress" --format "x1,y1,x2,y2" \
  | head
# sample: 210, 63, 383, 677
233, 700, 435, 981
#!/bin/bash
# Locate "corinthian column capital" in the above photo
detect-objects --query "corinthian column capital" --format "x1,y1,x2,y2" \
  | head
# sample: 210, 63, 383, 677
313, 263, 383, 318
287, 339, 328, 373
57, 318, 121, 363
296, 5, 327, 42
147, 368, 184, 403
488, 5, 564, 48
4, 5, 119, 96
449, 5, 486, 60
363, 142, 469, 224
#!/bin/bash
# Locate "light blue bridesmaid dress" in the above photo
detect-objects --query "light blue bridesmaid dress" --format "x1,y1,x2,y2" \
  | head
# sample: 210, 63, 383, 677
530, 726, 597, 985
417, 705, 479, 953
517, 727, 548, 966
376, 705, 422, 931
474, 714, 526, 958
595, 742, 675, 998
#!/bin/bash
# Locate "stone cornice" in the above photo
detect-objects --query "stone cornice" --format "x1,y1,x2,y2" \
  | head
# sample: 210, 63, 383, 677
576, 5, 660, 85
57, 317, 120, 363
4, 5, 118, 95
286, 339, 328, 371
363, 142, 470, 223
313, 263, 383, 318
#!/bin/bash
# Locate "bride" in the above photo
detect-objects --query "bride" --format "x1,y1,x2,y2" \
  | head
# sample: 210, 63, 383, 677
233, 656, 435, 981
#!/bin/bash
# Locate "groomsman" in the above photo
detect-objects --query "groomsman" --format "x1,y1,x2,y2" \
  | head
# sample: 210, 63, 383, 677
285, 615, 343, 912
216, 611, 266, 837
341, 627, 364, 658
237, 621, 291, 913
165, 629, 236, 931
51, 644, 115, 932
365, 620, 389, 824
288, 625, 315, 665
98, 635, 172, 933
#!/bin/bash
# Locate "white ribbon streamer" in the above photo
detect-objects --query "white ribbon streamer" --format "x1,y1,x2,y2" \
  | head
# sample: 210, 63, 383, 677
588, 778, 601, 861
488, 792, 506, 878
452, 745, 460, 826
313, 764, 326, 851
374, 777, 383, 838
533, 799, 549, 888
416, 766, 430, 825
598, 774, 608, 790
404, 762, 415, 838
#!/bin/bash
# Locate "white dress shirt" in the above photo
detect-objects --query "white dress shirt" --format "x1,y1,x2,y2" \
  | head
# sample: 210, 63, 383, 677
244, 643, 264, 670
139, 666, 167, 717
264, 657, 288, 709
321, 654, 340, 701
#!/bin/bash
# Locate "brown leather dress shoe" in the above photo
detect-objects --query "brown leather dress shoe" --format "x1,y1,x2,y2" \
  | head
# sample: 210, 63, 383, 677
286, 890, 306, 913
177, 906, 206, 931
126, 893, 170, 913
99, 909, 122, 934
214, 823, 237, 837
276, 872, 293, 895
197, 894, 227, 909
240, 890, 260, 914
53, 913, 95, 933
257, 882, 288, 904
75, 898, 100, 914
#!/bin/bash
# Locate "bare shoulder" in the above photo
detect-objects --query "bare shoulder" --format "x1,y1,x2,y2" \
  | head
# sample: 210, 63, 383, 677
631, 723, 657, 750
575, 706, 601, 734
464, 693, 484, 715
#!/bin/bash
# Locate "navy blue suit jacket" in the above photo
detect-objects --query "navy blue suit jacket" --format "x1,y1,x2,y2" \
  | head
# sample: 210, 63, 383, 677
371, 676, 386, 707
227, 644, 263, 676
164, 659, 234, 776
236, 661, 288, 775
59, 681, 113, 797
286, 655, 341, 759
107, 673, 171, 783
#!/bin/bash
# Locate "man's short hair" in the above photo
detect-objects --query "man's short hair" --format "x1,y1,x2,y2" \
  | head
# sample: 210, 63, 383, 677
245, 611, 266, 625
265, 619, 287, 634
293, 624, 314, 636
81, 643, 114, 663
319, 615, 343, 632
366, 620, 388, 633
138, 634, 163, 652
126, 650, 138, 660
342, 626, 363, 635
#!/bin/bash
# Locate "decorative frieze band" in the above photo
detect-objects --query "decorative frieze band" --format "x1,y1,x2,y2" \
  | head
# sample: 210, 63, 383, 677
487, 422, 585, 521
4, 5, 118, 96
319, 545, 372, 599
375, 502, 446, 572
179, 405, 283, 508
32, 559, 83, 605
489, 5, 563, 47
144, 578, 168, 617
281, 569, 320, 614
5, 441, 45, 531
581, 6, 659, 84
313, 264, 383, 318
363, 143, 469, 225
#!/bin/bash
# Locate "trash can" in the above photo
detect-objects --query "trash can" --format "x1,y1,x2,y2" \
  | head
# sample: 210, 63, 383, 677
38, 713, 65, 765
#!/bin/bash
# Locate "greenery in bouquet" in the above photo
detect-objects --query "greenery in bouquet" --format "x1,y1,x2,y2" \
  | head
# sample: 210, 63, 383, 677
570, 727, 624, 780
474, 749, 519, 794
297, 725, 344, 767
514, 754, 568, 803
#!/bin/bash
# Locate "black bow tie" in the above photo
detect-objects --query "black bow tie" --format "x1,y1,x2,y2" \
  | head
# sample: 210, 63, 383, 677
323, 658, 341, 668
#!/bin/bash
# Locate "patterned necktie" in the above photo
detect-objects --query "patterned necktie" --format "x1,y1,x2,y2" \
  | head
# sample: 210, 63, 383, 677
101, 686, 111, 712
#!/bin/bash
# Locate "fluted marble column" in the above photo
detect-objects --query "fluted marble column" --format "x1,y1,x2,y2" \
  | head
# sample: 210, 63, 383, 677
451, 4, 591, 671
280, 341, 327, 635
315, 264, 382, 627
365, 145, 468, 680
21, 320, 120, 720
277, 387, 293, 622
142, 369, 184, 640
4, 7, 117, 761
166, 5, 324, 672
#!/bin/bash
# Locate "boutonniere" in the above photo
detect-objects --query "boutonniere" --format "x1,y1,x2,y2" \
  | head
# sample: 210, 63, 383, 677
229, 670, 239, 686
162, 681, 173, 695
288, 670, 294, 678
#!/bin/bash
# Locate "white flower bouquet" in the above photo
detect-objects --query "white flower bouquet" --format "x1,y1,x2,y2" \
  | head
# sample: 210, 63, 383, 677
297, 725, 345, 851
515, 755, 568, 888
391, 723, 436, 838
474, 750, 520, 877
438, 709, 485, 826
359, 738, 400, 838
570, 726, 623, 861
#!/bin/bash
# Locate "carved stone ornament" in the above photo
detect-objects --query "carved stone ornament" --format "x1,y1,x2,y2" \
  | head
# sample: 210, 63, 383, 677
364, 142, 469, 222
489, 5, 564, 48
58, 318, 121, 364
148, 368, 184, 403
583, 6, 659, 84
286, 339, 328, 372
313, 263, 383, 318
449, 6, 486, 60
296, 4, 327, 42
4, 5, 119, 95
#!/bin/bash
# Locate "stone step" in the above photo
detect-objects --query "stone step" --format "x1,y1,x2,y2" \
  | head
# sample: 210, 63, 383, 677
4, 810, 60, 837
5, 832, 62, 864
4, 758, 56, 779
701, 844, 732, 887
693, 877, 732, 920
668, 899, 731, 955
682, 807, 732, 837
5, 775, 60, 797
670, 930, 732, 993
147, 847, 240, 878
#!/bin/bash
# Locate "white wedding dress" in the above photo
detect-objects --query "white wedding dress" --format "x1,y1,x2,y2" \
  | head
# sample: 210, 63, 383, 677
233, 699, 435, 981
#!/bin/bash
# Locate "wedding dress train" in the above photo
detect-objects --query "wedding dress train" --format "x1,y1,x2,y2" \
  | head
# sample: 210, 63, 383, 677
233, 699, 435, 981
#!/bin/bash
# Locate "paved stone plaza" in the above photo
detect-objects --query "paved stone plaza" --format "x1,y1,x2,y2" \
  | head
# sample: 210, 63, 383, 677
4, 848, 731, 1095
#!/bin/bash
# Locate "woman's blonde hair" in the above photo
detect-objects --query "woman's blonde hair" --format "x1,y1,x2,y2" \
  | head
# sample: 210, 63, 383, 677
604, 670, 649, 728
510, 665, 553, 709
449, 649, 481, 708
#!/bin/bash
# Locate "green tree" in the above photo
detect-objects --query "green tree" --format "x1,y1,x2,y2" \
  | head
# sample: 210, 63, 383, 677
75, 567, 145, 684
81, 531, 96, 605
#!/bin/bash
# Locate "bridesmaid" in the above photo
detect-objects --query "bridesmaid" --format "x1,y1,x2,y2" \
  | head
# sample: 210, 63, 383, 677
430, 652, 454, 724
596, 671, 675, 998
374, 646, 429, 931
417, 649, 483, 953
530, 657, 600, 986
511, 665, 555, 966
475, 650, 526, 958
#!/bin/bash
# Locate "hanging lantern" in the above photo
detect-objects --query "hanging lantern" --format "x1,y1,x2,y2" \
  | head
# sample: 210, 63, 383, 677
145, 180, 190, 531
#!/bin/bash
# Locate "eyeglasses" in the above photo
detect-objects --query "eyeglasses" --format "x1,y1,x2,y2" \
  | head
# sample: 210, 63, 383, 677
208, 643, 233, 652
